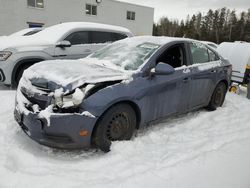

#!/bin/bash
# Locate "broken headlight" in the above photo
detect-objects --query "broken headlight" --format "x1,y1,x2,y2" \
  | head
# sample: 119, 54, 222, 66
54, 88, 85, 109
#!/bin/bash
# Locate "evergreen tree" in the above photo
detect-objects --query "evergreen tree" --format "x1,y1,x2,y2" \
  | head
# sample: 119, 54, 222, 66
153, 8, 250, 43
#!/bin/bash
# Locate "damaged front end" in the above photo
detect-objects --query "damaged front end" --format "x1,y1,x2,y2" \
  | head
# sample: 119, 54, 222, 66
14, 78, 102, 149
14, 75, 125, 149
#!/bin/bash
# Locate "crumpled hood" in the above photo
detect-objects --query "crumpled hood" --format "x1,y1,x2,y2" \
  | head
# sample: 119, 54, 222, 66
23, 59, 129, 92
0, 36, 52, 51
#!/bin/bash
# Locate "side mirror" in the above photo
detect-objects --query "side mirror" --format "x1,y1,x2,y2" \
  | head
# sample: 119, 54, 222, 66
151, 62, 175, 76
56, 40, 71, 48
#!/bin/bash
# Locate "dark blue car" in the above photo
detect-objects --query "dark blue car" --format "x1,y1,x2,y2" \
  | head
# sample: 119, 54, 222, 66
14, 36, 232, 152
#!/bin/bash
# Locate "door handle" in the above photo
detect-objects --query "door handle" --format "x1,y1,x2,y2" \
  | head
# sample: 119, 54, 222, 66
84, 49, 92, 53
211, 70, 217, 73
183, 77, 189, 83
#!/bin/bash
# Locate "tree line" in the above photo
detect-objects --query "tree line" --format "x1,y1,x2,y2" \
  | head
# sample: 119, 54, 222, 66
153, 8, 250, 43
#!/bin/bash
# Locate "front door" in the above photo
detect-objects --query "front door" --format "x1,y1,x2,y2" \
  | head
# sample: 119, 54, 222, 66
139, 43, 193, 122
54, 31, 106, 59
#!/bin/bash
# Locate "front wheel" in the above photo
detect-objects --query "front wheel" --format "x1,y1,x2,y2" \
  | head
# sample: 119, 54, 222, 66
206, 82, 227, 111
92, 104, 137, 152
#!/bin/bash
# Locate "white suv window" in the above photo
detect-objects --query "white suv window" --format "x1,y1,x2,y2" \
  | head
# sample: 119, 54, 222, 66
91, 31, 127, 43
64, 31, 128, 45
64, 31, 90, 45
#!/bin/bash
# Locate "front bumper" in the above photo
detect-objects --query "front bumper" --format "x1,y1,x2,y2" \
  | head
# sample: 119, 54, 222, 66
0, 69, 5, 82
0, 59, 13, 85
14, 105, 98, 150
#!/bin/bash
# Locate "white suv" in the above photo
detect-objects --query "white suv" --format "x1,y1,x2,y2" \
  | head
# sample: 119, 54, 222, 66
0, 22, 133, 86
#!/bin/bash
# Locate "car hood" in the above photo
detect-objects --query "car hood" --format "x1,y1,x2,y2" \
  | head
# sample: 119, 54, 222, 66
0, 36, 52, 51
23, 59, 130, 93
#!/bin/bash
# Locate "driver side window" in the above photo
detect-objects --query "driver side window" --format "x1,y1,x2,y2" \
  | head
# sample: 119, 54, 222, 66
156, 43, 186, 68
64, 31, 90, 45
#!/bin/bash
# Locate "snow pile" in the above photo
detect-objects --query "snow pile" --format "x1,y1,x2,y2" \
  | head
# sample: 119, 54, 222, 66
0, 84, 250, 188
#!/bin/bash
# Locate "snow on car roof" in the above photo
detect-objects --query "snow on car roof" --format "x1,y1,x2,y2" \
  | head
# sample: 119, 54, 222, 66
33, 22, 132, 43
9, 28, 43, 37
0, 22, 133, 50
112, 35, 193, 47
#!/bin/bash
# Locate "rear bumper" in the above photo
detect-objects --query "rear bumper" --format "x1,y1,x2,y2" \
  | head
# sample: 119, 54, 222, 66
14, 106, 98, 149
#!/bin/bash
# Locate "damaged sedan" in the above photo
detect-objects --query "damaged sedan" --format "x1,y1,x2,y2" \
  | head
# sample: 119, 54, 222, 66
14, 36, 232, 152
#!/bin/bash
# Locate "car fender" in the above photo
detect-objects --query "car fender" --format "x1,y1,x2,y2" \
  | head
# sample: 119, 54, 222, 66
82, 81, 142, 122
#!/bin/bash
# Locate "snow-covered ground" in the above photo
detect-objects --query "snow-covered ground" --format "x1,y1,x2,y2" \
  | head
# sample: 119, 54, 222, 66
0, 84, 250, 188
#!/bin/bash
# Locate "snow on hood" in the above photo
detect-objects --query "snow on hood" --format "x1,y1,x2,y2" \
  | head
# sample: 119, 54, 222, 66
0, 36, 51, 51
23, 59, 130, 92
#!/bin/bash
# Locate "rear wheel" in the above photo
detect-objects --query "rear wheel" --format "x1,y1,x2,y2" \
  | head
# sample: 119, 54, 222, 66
207, 82, 227, 111
92, 104, 137, 152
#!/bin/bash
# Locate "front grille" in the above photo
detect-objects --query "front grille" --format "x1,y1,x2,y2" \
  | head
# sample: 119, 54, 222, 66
42, 133, 73, 143
0, 69, 5, 82
21, 87, 52, 110
32, 82, 51, 92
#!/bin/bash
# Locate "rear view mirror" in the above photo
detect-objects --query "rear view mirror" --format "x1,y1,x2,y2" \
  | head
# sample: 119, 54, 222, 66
56, 40, 71, 48
152, 62, 175, 76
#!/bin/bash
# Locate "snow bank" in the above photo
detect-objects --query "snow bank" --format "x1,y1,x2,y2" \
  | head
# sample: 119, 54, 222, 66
1, 85, 250, 187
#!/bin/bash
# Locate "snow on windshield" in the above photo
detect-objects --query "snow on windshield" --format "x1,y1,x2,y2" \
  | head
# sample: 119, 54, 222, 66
89, 37, 162, 70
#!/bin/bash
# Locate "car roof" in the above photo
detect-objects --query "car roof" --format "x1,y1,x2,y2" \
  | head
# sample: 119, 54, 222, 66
117, 36, 195, 47
9, 28, 43, 37
48, 22, 131, 33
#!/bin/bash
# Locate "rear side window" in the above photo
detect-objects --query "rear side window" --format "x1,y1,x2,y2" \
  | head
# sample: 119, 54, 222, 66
91, 31, 127, 44
190, 42, 209, 64
91, 31, 112, 43
111, 33, 127, 41
64, 31, 90, 45
208, 49, 220, 61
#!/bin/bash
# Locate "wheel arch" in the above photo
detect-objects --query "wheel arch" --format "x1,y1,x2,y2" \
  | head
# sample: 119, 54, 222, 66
218, 79, 229, 90
11, 58, 45, 85
91, 100, 141, 140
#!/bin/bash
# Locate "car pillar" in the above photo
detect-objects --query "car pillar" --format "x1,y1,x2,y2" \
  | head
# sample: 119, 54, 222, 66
247, 65, 250, 99
247, 79, 250, 99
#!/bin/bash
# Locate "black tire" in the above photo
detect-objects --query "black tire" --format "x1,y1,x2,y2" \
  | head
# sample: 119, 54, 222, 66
207, 82, 227, 111
92, 104, 137, 152
14, 64, 31, 88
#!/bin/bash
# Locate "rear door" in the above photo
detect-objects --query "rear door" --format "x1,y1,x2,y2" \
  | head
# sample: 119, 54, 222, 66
187, 42, 221, 109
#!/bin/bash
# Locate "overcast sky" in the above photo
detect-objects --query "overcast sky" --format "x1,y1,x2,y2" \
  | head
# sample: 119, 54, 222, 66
119, 0, 250, 22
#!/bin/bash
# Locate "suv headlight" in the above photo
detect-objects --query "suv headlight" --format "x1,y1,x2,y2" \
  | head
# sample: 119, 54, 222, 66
0, 51, 12, 61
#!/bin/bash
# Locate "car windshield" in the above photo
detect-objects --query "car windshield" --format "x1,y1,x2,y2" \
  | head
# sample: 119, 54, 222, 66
89, 41, 161, 71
